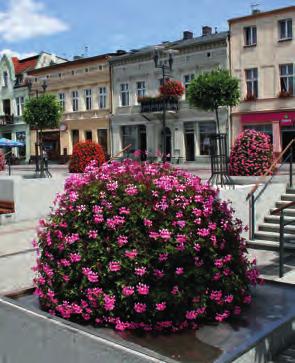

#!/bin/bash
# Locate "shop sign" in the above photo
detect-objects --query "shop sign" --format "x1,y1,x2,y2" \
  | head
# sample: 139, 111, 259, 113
280, 114, 294, 127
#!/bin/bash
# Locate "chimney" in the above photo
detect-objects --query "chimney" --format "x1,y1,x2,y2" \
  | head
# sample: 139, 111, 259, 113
116, 50, 126, 55
252, 9, 261, 14
183, 31, 193, 40
202, 26, 212, 36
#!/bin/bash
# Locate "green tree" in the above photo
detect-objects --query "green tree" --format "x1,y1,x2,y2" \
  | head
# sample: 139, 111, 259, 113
187, 69, 240, 133
23, 94, 63, 176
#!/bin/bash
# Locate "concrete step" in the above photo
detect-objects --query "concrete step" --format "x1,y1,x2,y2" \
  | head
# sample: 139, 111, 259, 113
254, 231, 295, 243
286, 187, 295, 194
259, 223, 295, 234
276, 201, 295, 209
273, 344, 295, 363
247, 239, 295, 251
270, 208, 295, 217
281, 194, 295, 201
265, 215, 295, 224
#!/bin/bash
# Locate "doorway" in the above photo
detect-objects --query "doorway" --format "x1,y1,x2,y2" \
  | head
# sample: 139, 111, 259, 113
185, 131, 195, 161
139, 125, 147, 161
3, 100, 11, 115
282, 129, 295, 161
164, 127, 171, 161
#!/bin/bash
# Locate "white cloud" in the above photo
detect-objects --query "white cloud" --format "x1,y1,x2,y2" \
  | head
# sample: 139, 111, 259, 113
0, 0, 69, 42
0, 48, 36, 59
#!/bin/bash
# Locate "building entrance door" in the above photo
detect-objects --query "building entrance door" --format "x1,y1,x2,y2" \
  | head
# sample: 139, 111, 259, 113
185, 132, 195, 161
165, 127, 171, 161
282, 128, 295, 161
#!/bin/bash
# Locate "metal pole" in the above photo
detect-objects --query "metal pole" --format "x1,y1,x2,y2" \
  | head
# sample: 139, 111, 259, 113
249, 194, 255, 240
279, 212, 285, 278
162, 67, 166, 163
290, 145, 293, 188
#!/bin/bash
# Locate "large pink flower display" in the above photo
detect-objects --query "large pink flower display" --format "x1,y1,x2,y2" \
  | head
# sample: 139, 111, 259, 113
34, 160, 259, 332
229, 129, 273, 176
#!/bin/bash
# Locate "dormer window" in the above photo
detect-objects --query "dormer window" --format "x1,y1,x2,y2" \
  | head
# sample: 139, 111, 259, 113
244, 26, 257, 46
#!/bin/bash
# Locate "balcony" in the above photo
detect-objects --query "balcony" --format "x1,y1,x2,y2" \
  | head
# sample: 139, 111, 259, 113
139, 96, 179, 113
0, 115, 14, 126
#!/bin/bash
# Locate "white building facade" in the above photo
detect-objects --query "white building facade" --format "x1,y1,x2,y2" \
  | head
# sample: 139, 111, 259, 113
0, 52, 66, 161
110, 29, 229, 162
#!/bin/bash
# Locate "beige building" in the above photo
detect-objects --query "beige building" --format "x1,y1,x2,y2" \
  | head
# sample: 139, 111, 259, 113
229, 6, 295, 157
28, 53, 120, 160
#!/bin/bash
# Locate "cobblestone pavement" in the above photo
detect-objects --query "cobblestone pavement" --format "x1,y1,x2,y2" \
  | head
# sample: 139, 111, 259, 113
247, 248, 295, 284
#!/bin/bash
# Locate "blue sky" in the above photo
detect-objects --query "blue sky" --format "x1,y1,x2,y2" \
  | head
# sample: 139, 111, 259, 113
0, 0, 294, 59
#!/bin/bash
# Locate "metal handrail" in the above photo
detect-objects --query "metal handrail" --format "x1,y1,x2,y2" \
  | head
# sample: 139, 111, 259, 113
246, 138, 295, 201
271, 202, 295, 278
272, 201, 295, 215
247, 138, 295, 240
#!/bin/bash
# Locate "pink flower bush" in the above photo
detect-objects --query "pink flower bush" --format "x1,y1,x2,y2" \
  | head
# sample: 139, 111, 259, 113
229, 129, 273, 176
34, 159, 260, 332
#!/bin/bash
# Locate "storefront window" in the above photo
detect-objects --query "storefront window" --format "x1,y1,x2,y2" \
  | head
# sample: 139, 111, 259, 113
16, 131, 26, 158
122, 126, 139, 155
199, 122, 216, 155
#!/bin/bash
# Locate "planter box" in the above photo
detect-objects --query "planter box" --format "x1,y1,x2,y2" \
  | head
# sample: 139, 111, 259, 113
1, 282, 295, 363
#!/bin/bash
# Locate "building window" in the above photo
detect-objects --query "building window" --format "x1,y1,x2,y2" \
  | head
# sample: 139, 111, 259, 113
85, 89, 92, 110
15, 96, 24, 116
99, 87, 107, 109
244, 26, 257, 46
279, 19, 292, 40
58, 93, 65, 111
72, 129, 79, 146
72, 90, 79, 112
97, 129, 108, 154
199, 122, 216, 155
3, 71, 8, 87
280, 64, 294, 95
85, 130, 92, 141
136, 81, 146, 99
184, 74, 194, 90
120, 83, 129, 106
245, 68, 258, 98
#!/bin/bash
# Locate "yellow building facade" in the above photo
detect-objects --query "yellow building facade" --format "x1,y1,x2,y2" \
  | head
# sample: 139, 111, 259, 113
28, 54, 118, 160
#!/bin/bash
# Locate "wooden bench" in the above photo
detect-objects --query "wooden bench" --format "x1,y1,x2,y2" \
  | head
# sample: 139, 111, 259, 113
0, 200, 15, 214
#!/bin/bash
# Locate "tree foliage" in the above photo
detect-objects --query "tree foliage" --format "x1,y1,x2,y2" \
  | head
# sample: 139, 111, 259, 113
23, 94, 63, 131
187, 69, 240, 111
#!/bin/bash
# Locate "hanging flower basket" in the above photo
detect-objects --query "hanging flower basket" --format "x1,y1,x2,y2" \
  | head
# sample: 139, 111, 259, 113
160, 80, 185, 98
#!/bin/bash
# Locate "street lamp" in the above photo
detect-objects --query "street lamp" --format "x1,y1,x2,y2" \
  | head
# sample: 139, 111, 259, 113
153, 47, 178, 162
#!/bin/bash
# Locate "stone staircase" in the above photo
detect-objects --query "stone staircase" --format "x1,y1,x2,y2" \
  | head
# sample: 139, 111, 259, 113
248, 186, 295, 251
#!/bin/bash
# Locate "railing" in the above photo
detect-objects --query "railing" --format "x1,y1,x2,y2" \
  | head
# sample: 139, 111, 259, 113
0, 115, 14, 125
140, 98, 179, 113
246, 138, 295, 240
272, 201, 295, 277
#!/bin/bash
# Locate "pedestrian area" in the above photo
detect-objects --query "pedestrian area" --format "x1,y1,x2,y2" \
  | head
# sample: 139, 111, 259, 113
0, 220, 37, 294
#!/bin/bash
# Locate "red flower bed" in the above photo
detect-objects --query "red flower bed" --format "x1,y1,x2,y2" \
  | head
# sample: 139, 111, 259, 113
229, 129, 273, 176
69, 141, 105, 173
160, 80, 185, 98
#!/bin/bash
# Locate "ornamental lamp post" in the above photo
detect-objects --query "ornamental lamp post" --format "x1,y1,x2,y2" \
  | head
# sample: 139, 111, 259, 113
39, 77, 48, 178
153, 47, 178, 162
